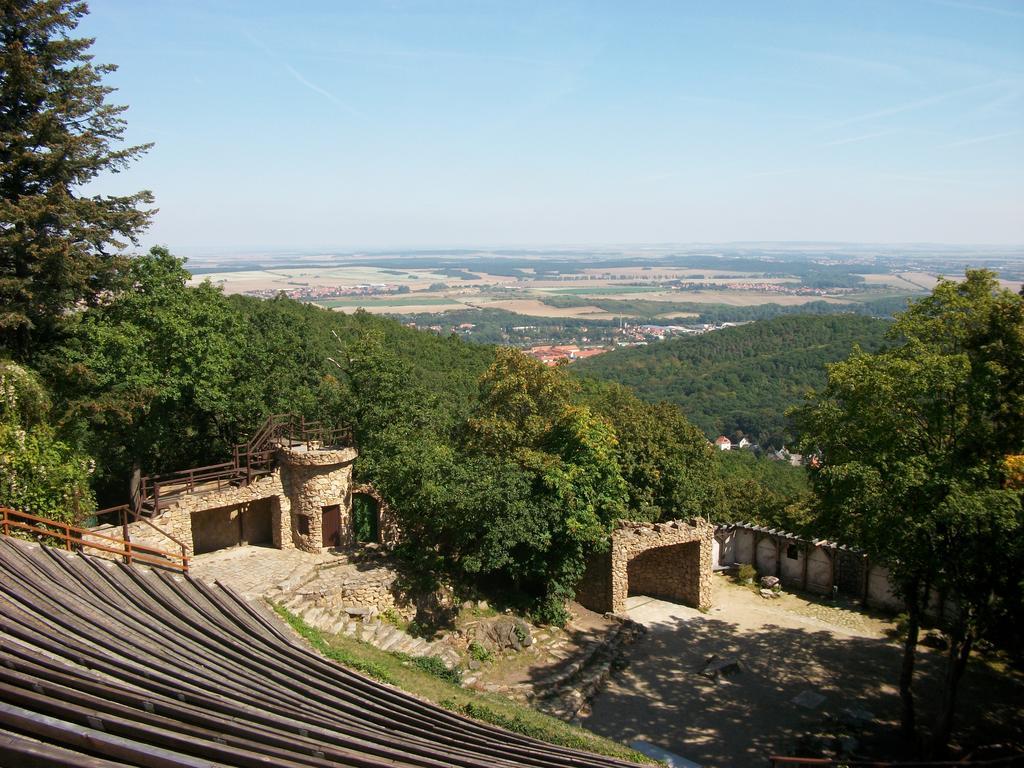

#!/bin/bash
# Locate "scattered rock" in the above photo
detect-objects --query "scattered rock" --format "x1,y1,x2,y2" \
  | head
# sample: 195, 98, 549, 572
759, 588, 780, 599
792, 690, 827, 710
700, 656, 743, 679
839, 707, 875, 728
760, 575, 780, 589
479, 616, 533, 652
921, 631, 948, 650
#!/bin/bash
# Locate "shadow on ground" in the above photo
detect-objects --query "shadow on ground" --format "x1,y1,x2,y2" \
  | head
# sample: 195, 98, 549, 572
577, 597, 1022, 768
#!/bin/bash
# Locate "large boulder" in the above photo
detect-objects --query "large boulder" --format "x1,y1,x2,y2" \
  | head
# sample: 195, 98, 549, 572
479, 616, 533, 652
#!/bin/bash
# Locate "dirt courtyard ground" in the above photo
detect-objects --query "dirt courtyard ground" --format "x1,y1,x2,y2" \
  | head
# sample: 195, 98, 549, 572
583, 574, 1023, 768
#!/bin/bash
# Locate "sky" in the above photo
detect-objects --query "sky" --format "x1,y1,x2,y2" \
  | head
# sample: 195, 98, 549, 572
79, 0, 1024, 251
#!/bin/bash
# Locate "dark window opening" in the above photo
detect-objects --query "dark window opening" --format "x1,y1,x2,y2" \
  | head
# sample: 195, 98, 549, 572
297, 515, 310, 536
786, 544, 799, 560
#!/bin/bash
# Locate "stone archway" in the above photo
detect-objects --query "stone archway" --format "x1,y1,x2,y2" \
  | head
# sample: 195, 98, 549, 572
351, 484, 400, 549
576, 519, 714, 615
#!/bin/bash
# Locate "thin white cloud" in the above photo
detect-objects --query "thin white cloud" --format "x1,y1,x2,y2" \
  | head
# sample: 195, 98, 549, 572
931, 0, 1024, 19
829, 80, 1006, 128
823, 130, 897, 147
940, 130, 1023, 148
760, 46, 911, 79
242, 30, 368, 120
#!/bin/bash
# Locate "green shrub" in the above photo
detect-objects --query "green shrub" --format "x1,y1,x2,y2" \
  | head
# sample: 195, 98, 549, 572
737, 563, 757, 584
382, 608, 408, 630
468, 641, 492, 663
407, 654, 462, 684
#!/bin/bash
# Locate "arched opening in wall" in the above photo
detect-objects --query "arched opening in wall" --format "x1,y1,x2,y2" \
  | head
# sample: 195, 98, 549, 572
626, 541, 702, 608
352, 493, 380, 544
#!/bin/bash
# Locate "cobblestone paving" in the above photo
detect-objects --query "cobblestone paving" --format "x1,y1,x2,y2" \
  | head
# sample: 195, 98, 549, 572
189, 545, 339, 598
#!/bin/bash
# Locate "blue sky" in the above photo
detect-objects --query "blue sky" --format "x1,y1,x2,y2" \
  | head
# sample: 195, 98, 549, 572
80, 1, 1024, 250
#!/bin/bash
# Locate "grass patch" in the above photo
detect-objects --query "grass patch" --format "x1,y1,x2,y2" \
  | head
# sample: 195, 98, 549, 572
270, 603, 650, 764
270, 603, 394, 683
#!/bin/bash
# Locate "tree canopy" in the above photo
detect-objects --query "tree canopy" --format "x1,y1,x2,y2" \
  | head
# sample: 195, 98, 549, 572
0, 0, 154, 357
794, 270, 1024, 754
577, 314, 891, 444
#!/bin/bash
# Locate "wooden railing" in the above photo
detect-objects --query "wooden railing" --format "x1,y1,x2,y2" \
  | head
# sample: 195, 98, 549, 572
134, 414, 352, 515
1, 507, 189, 574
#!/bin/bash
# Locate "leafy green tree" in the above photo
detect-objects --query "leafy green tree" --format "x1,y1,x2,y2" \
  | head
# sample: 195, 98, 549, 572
0, 0, 154, 357
795, 270, 1023, 753
344, 343, 629, 624
468, 350, 628, 623
716, 449, 812, 531
577, 315, 890, 444
583, 381, 722, 522
46, 247, 240, 499
0, 360, 94, 520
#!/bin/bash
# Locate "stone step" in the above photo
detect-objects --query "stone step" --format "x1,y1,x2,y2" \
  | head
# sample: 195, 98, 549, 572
281, 594, 306, 612
378, 628, 405, 652
392, 636, 417, 655
302, 607, 325, 626
380, 626, 407, 651
407, 638, 429, 656
358, 621, 380, 642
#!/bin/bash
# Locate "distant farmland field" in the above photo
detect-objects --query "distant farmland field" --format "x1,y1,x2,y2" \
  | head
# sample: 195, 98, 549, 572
315, 296, 461, 308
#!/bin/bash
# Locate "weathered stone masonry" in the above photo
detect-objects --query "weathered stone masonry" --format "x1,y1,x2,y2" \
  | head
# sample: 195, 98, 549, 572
576, 519, 714, 615
113, 446, 358, 556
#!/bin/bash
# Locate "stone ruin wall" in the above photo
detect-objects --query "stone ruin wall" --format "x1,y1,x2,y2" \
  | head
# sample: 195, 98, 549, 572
715, 524, 958, 620
577, 518, 714, 615
351, 483, 401, 549
295, 565, 412, 619
90, 446, 358, 558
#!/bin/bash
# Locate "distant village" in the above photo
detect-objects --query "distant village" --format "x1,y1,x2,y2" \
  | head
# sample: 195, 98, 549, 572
713, 435, 806, 466
400, 319, 747, 365
241, 283, 409, 300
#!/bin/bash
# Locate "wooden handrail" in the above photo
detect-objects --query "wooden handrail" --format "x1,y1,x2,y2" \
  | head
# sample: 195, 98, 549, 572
1, 507, 189, 573
131, 413, 352, 517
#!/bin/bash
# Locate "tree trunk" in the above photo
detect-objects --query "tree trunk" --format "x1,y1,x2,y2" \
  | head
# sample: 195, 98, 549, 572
899, 578, 922, 739
929, 624, 974, 758
129, 463, 142, 516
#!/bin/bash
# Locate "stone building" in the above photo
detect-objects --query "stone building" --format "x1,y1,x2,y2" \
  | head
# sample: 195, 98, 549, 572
108, 444, 398, 557
576, 518, 714, 615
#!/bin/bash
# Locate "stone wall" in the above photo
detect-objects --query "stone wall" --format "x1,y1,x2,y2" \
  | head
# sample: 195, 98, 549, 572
295, 563, 412, 619
351, 483, 401, 549
157, 473, 286, 555
576, 519, 714, 615
279, 446, 357, 552
715, 523, 958, 619
96, 445, 359, 558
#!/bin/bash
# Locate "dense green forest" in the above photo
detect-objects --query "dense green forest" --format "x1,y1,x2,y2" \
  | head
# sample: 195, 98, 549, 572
394, 307, 621, 345
575, 314, 891, 444
4, 245, 737, 622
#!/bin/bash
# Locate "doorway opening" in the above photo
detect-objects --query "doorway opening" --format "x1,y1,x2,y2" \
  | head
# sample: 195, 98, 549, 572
352, 493, 379, 544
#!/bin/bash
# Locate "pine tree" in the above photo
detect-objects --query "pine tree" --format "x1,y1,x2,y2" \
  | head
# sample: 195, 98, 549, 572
0, 0, 154, 357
